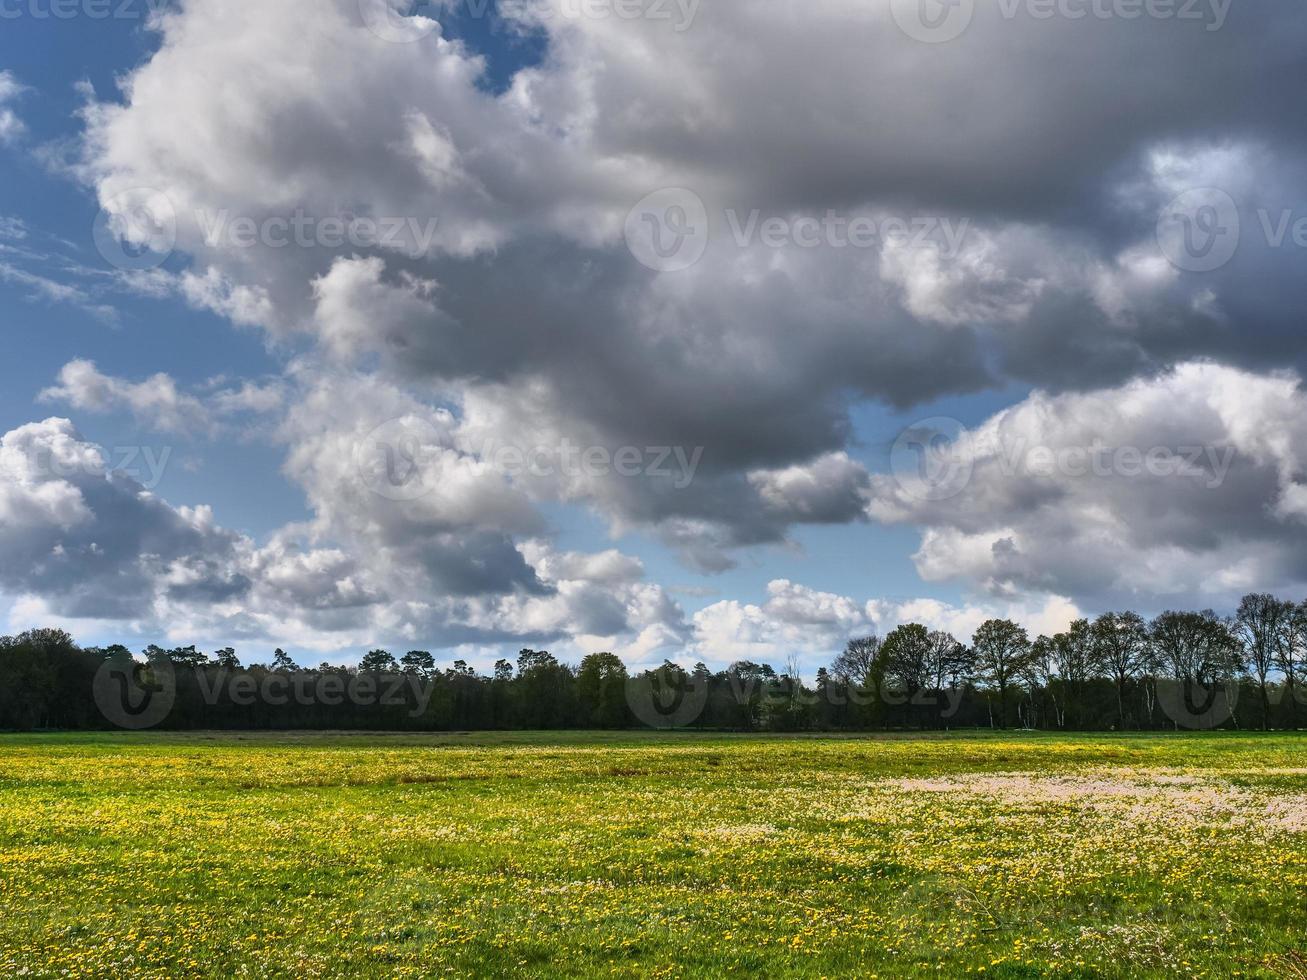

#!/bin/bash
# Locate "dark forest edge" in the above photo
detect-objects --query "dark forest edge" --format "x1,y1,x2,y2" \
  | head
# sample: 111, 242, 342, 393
1, 592, 1305, 732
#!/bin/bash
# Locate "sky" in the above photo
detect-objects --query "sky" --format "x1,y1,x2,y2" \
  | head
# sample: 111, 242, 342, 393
0, 0, 1306, 673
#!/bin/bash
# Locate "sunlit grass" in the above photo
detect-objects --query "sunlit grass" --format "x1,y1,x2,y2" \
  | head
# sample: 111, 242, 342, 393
1, 731, 1304, 977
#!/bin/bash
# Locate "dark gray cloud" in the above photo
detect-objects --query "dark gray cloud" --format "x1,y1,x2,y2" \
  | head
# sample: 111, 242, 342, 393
48, 0, 1307, 631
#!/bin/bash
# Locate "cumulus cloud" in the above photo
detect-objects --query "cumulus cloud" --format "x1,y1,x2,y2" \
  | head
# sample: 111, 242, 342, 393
206, 378, 287, 416
689, 579, 1081, 671
0, 418, 248, 619
690, 579, 875, 665
40, 360, 213, 436
869, 362, 1307, 610
750, 452, 872, 525
39, 360, 286, 436
0, 417, 688, 659
865, 595, 1083, 648
5, 0, 1303, 651
73, 0, 1307, 575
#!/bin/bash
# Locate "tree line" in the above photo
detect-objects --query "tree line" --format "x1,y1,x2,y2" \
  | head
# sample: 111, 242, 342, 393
0, 592, 1304, 732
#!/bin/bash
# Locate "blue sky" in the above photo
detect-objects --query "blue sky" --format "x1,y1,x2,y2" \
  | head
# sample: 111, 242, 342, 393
1, 0, 1304, 670
0, 6, 1000, 652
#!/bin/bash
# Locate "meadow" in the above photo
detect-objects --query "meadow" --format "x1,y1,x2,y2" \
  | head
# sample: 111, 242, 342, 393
0, 731, 1305, 978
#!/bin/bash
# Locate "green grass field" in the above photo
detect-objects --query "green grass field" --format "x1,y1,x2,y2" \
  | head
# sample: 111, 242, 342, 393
1, 731, 1305, 978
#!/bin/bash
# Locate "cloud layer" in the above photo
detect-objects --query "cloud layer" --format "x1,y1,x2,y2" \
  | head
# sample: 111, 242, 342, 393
3, 0, 1306, 660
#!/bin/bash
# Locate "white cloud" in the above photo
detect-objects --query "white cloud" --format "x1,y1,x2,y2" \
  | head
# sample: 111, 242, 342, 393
207, 378, 286, 416
0, 416, 689, 659
40, 360, 212, 436
0, 418, 248, 619
71, 0, 1307, 589
869, 362, 1307, 609
865, 595, 1082, 645
0, 71, 26, 143
691, 579, 874, 664
15, 0, 1307, 652
84, 5, 1306, 575
0, 263, 117, 323
311, 256, 443, 362
690, 579, 1082, 672
749, 452, 871, 525
39, 360, 289, 437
